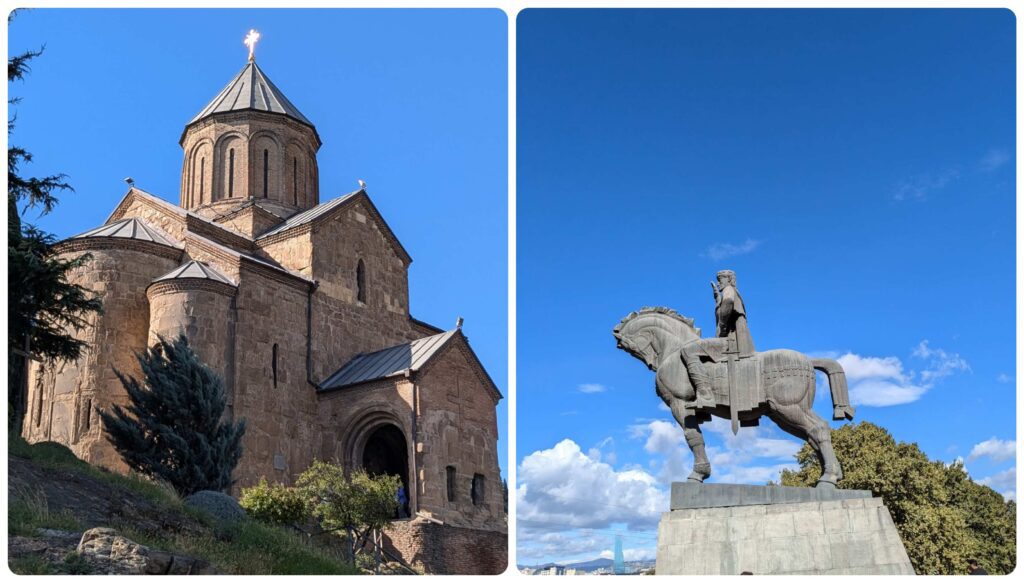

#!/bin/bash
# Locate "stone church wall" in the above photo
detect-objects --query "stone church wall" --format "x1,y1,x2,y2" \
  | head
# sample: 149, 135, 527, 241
306, 199, 418, 381
24, 242, 180, 471
414, 342, 505, 531
226, 268, 320, 488
146, 281, 236, 387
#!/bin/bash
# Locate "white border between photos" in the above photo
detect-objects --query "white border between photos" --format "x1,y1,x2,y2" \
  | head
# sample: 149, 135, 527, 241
1, 0, 1020, 580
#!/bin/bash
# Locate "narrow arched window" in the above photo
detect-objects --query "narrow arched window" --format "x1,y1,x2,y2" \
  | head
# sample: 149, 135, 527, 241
356, 259, 366, 303
292, 157, 298, 205
271, 343, 279, 388
472, 473, 485, 506
446, 466, 457, 502
263, 149, 269, 198
228, 149, 235, 197
199, 158, 205, 203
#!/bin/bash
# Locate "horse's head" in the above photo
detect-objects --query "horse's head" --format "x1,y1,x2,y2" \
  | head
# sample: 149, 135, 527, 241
612, 307, 702, 371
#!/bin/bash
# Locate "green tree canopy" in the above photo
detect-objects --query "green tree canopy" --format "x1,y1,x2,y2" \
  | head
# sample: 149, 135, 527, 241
780, 421, 1015, 575
97, 334, 247, 496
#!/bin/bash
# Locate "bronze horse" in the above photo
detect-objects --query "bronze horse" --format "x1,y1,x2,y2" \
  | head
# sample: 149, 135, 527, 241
613, 307, 855, 487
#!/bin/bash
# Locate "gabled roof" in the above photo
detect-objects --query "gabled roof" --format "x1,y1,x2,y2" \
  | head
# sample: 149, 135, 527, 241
71, 217, 182, 249
188, 60, 313, 129
257, 191, 359, 239
255, 189, 413, 266
320, 330, 457, 391
153, 260, 236, 287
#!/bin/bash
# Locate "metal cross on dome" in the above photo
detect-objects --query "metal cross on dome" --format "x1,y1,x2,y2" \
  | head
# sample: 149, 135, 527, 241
244, 29, 261, 61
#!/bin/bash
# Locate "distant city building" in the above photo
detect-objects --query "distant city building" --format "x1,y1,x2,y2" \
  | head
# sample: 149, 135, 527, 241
614, 535, 626, 575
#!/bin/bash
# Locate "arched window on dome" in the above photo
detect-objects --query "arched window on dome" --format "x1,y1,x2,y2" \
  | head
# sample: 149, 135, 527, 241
199, 158, 205, 203
263, 149, 269, 198
356, 259, 367, 303
292, 157, 298, 205
228, 148, 235, 198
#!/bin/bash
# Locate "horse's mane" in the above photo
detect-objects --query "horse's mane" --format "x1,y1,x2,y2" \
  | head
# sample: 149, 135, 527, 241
613, 306, 697, 336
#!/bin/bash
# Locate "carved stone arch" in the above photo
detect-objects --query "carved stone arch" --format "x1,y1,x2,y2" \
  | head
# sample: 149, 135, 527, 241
186, 138, 214, 207
213, 132, 247, 201
248, 131, 282, 201
340, 406, 416, 513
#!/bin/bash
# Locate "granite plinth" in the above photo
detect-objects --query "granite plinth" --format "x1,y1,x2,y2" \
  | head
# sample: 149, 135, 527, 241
656, 484, 915, 575
671, 482, 873, 509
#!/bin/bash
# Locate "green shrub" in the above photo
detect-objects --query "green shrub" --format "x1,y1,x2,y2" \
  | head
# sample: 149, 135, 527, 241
240, 478, 309, 525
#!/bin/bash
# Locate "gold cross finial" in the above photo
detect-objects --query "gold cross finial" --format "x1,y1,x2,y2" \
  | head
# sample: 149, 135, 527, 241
244, 29, 261, 62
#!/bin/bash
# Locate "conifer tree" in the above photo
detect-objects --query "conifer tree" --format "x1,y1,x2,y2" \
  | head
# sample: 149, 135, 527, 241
98, 334, 247, 496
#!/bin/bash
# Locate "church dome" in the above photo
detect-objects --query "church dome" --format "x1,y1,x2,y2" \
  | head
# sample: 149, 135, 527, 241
179, 57, 321, 220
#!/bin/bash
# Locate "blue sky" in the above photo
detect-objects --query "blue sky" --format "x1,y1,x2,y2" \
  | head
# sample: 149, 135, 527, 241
516, 9, 1015, 565
8, 9, 508, 475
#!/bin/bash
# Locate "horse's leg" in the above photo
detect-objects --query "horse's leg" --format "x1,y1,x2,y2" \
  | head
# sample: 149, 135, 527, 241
668, 399, 711, 482
683, 415, 711, 482
767, 394, 842, 488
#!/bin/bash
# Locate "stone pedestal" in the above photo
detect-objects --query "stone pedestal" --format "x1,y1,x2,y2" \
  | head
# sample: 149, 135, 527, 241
656, 483, 915, 575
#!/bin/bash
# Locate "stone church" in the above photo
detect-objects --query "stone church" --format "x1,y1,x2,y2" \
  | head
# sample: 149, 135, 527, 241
22, 53, 506, 574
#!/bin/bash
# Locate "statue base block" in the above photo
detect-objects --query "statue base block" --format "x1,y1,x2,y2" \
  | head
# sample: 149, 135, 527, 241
656, 483, 915, 575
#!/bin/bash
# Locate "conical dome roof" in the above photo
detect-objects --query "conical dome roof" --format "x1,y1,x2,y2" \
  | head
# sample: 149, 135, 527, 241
188, 61, 313, 128
153, 260, 236, 287
71, 218, 181, 248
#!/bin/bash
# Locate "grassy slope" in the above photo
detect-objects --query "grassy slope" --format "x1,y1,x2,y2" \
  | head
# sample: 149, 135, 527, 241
8, 435, 360, 575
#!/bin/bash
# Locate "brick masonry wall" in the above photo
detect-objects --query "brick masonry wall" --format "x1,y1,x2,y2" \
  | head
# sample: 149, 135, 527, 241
384, 520, 508, 575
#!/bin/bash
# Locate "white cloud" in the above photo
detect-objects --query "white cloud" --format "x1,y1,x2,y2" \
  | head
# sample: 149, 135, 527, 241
578, 383, 607, 394
703, 238, 760, 261
893, 169, 959, 202
827, 341, 967, 407
912, 340, 970, 383
968, 438, 1016, 463
517, 439, 668, 532
629, 420, 692, 483
979, 149, 1010, 172
836, 353, 906, 382
849, 379, 928, 407
996, 373, 1013, 384
978, 467, 1016, 495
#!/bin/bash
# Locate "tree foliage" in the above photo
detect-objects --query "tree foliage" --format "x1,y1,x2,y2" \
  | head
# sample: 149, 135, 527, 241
97, 335, 247, 496
8, 12, 103, 432
780, 421, 1015, 575
240, 478, 310, 526
295, 461, 400, 536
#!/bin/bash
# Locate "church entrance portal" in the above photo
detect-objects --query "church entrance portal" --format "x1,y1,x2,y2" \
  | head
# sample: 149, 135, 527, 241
360, 424, 410, 518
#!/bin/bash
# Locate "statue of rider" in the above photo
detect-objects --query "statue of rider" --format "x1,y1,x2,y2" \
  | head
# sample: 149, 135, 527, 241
679, 270, 755, 410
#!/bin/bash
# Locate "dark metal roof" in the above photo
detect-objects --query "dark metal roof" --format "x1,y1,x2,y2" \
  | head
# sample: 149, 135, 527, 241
320, 330, 457, 390
71, 217, 182, 248
153, 260, 236, 287
189, 61, 313, 127
256, 190, 359, 239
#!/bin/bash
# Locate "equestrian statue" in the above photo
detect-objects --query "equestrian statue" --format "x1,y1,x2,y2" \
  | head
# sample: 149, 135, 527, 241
613, 270, 856, 488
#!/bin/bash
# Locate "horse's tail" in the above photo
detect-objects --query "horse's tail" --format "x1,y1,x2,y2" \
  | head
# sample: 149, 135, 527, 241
811, 358, 855, 421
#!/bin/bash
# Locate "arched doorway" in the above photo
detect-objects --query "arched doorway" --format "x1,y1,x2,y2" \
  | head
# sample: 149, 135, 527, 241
360, 424, 410, 518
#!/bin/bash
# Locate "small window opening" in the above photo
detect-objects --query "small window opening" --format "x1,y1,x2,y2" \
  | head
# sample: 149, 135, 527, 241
472, 474, 485, 506
84, 398, 92, 430
446, 466, 456, 502
272, 343, 279, 388
263, 149, 269, 198
292, 157, 298, 205
199, 158, 205, 203
228, 148, 235, 197
34, 386, 43, 428
356, 259, 366, 303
